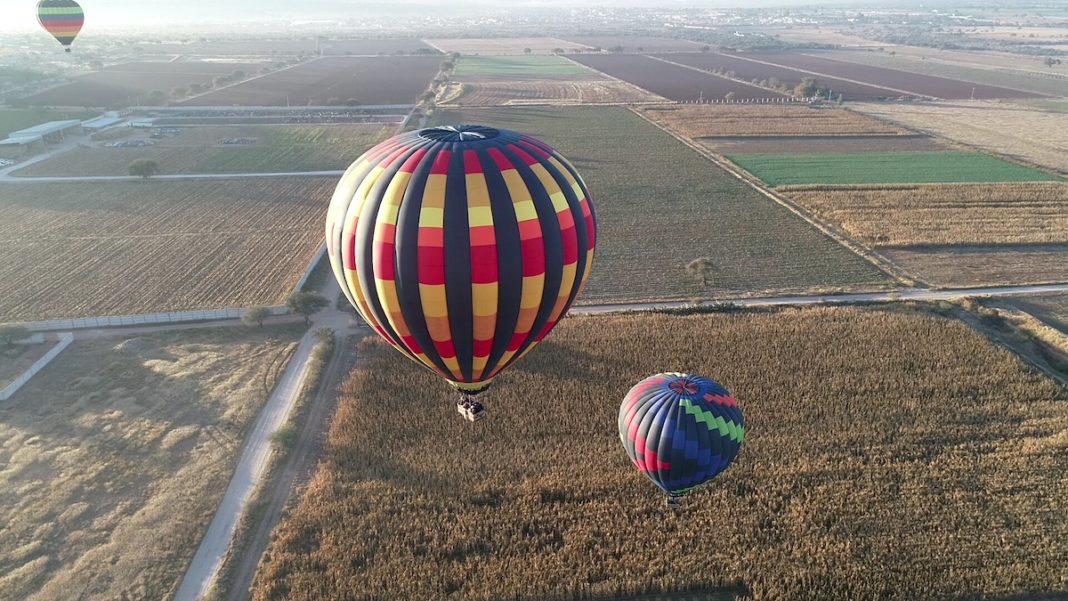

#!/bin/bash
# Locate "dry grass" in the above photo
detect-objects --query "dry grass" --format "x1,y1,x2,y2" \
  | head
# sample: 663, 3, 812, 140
0, 324, 304, 601
644, 104, 907, 138
783, 182, 1068, 246
881, 245, 1068, 287
0, 341, 53, 387
443, 80, 664, 106
0, 178, 333, 322
998, 294, 1068, 334
252, 307, 1068, 601
426, 37, 592, 55
853, 100, 1068, 173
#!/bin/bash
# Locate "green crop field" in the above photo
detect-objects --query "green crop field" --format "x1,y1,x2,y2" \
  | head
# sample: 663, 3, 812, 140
0, 108, 97, 139
453, 55, 597, 79
435, 106, 888, 300
727, 151, 1060, 187
14, 123, 391, 177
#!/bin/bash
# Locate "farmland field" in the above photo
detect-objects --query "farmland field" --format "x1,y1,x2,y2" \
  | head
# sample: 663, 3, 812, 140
0, 325, 303, 601
853, 101, 1068, 174
747, 53, 1046, 99
133, 38, 436, 56
561, 36, 707, 52
0, 108, 98, 138
660, 52, 901, 101
13, 123, 390, 176
426, 37, 592, 55
642, 104, 907, 137
782, 183, 1068, 246
442, 80, 664, 106
452, 55, 598, 80
179, 56, 440, 107
881, 245, 1068, 287
727, 151, 1059, 186
251, 307, 1068, 601
701, 135, 946, 154
0, 178, 333, 322
436, 106, 887, 299
21, 61, 264, 107
816, 49, 1068, 97
570, 54, 786, 101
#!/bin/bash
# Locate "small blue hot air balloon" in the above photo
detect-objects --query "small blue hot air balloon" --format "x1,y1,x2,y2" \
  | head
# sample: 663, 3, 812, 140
618, 372, 744, 508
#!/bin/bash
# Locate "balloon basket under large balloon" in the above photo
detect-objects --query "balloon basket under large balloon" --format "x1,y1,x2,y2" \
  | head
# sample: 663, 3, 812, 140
456, 394, 486, 423
65, 48, 71, 53
665, 493, 682, 513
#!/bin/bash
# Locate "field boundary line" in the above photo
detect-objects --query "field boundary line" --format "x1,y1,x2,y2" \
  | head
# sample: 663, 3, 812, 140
716, 52, 936, 100
555, 54, 672, 103
177, 56, 326, 105
0, 332, 73, 400
292, 243, 327, 293
629, 106, 921, 287
645, 54, 792, 100
12, 306, 289, 333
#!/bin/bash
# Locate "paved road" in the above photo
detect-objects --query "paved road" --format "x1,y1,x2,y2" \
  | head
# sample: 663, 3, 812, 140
172, 279, 359, 601
572, 283, 1068, 315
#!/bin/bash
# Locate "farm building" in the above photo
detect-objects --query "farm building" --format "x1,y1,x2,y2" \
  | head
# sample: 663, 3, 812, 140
7, 120, 83, 144
81, 111, 125, 132
0, 136, 45, 158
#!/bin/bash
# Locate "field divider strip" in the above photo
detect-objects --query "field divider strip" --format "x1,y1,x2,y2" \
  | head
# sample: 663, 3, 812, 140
645, 54, 794, 100
628, 106, 922, 287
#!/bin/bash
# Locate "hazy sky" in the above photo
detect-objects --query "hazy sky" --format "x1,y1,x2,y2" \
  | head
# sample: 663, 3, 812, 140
0, 0, 893, 33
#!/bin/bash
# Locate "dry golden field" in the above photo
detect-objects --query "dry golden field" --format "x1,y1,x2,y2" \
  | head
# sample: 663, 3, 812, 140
643, 104, 907, 137
880, 245, 1068, 288
0, 325, 304, 601
853, 101, 1068, 173
783, 182, 1068, 246
14, 124, 390, 177
442, 80, 664, 106
1005, 294, 1068, 334
252, 308, 1068, 601
0, 178, 333, 322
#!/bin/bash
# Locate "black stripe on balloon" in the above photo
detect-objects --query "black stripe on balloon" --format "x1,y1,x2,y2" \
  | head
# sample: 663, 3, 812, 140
497, 145, 563, 367
442, 142, 474, 382
394, 141, 452, 378
528, 147, 590, 312
354, 143, 423, 357
476, 145, 521, 379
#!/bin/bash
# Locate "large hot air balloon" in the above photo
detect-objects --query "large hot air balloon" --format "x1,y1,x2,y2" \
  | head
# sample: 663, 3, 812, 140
37, 0, 84, 53
619, 373, 744, 508
326, 125, 596, 421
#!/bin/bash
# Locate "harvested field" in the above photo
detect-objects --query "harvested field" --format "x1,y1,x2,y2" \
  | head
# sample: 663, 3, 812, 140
0, 178, 333, 322
179, 56, 440, 107
426, 37, 591, 55
0, 325, 304, 601
782, 183, 1068, 246
134, 38, 435, 56
0, 108, 97, 139
727, 151, 1060, 186
570, 54, 785, 102
701, 135, 946, 154
882, 245, 1068, 287
853, 100, 1068, 174
436, 106, 886, 300
1006, 294, 1068, 333
819, 49, 1068, 97
14, 123, 390, 176
443, 80, 664, 106
660, 52, 901, 101
749, 52, 1047, 99
452, 55, 598, 80
642, 104, 907, 137
561, 36, 707, 52
252, 307, 1068, 601
21, 61, 264, 107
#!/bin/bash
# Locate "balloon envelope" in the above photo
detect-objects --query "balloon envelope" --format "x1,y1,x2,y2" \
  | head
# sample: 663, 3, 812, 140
326, 125, 596, 394
37, 0, 84, 51
619, 373, 744, 495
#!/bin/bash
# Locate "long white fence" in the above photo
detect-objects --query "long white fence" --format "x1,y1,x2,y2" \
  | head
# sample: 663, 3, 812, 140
1, 333, 74, 400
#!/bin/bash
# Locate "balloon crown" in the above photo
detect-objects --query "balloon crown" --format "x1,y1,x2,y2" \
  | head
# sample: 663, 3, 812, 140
417, 124, 501, 143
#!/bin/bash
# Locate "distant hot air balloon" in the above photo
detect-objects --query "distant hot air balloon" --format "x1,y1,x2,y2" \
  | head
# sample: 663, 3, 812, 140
37, 0, 84, 53
326, 125, 596, 421
619, 373, 744, 508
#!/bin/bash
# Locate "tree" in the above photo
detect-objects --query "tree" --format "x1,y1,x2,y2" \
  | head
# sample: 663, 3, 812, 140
171, 86, 187, 98
793, 77, 819, 98
242, 305, 270, 327
724, 92, 736, 102
128, 159, 160, 179
686, 257, 716, 290
523, 48, 532, 54
145, 89, 167, 105
701, 45, 711, 52
0, 325, 31, 354
287, 292, 329, 324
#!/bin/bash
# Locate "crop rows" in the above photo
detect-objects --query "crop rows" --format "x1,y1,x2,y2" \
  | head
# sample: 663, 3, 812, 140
569, 54, 785, 102
0, 179, 333, 322
642, 104, 906, 137
446, 80, 663, 106
252, 307, 1068, 601
435, 106, 887, 300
